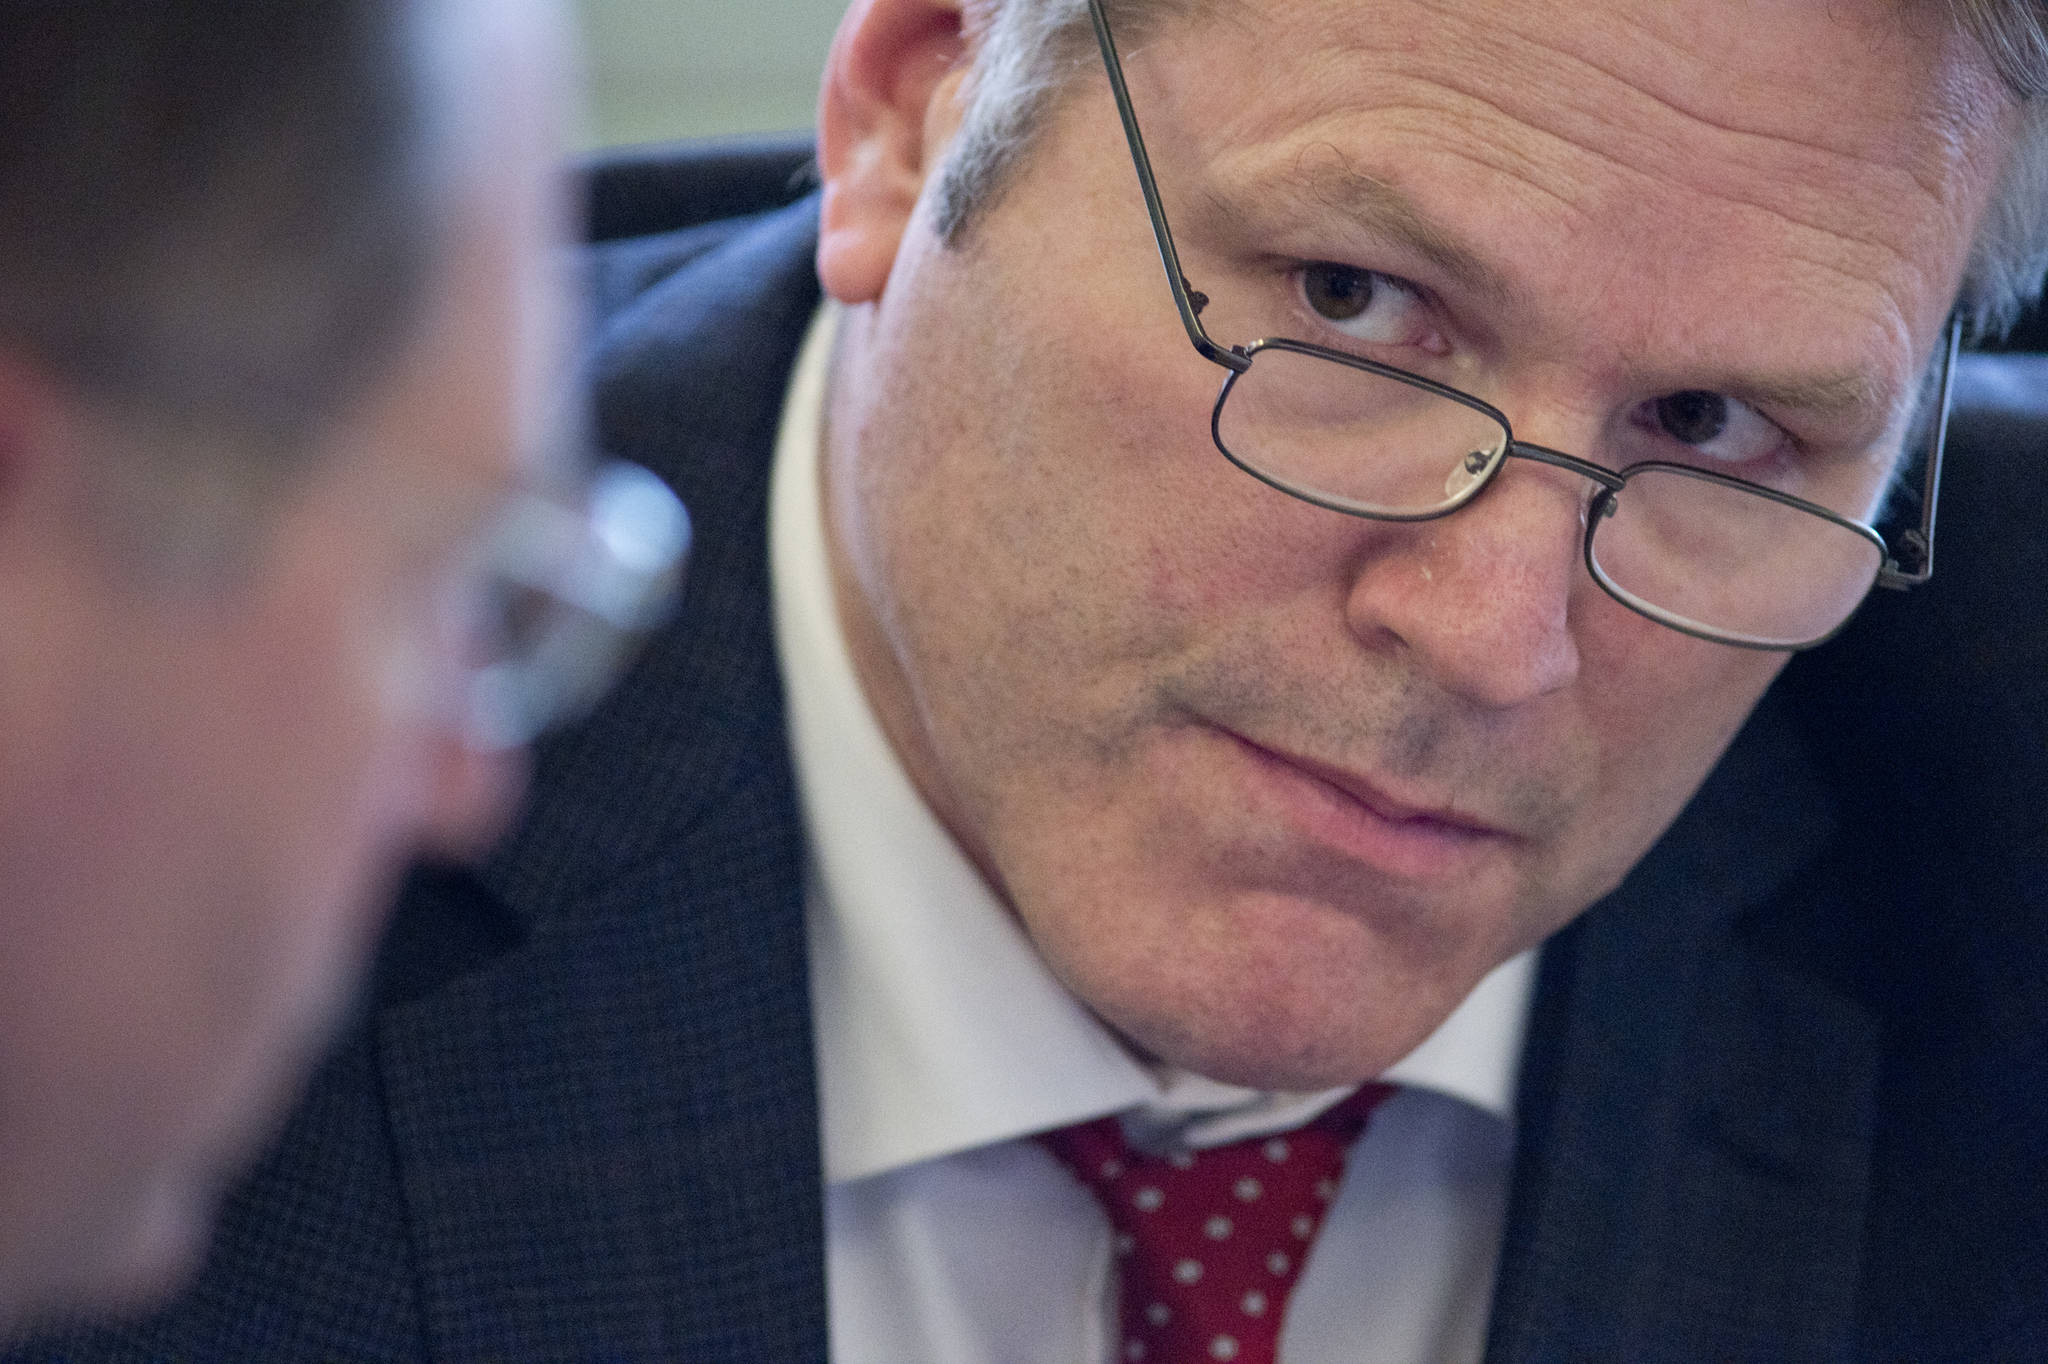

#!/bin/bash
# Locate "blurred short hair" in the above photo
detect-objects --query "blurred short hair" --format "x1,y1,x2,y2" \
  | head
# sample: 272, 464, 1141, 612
0, 0, 459, 548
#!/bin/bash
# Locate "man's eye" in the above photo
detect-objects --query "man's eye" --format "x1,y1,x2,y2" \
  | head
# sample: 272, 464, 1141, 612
1297, 262, 1429, 347
1302, 262, 1376, 321
1656, 391, 1727, 444
1634, 390, 1786, 469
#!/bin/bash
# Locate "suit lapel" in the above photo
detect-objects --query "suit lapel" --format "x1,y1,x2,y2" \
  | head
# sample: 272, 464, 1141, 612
372, 201, 831, 1361
1485, 691, 1884, 1363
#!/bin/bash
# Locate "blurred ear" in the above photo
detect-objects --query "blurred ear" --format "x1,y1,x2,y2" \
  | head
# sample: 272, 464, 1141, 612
816, 0, 969, 304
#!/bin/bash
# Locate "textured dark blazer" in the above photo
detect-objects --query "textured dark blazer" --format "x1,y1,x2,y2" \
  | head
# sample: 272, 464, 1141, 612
14, 139, 2045, 1363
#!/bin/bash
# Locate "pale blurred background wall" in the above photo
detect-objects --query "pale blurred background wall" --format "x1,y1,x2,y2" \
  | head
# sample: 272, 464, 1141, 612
575, 0, 844, 148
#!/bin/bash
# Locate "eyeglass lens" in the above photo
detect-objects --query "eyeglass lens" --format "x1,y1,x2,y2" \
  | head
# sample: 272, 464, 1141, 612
1213, 346, 1886, 647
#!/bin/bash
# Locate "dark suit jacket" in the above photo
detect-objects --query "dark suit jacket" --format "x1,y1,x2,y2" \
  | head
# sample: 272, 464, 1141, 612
15, 138, 2045, 1363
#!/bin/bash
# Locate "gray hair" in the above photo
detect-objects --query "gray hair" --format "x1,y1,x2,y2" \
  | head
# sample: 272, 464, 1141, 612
934, 0, 2048, 338
1950, 1, 2048, 333
0, 0, 461, 552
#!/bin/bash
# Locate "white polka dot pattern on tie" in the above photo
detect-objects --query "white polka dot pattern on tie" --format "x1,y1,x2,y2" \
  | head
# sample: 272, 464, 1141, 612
1035, 1085, 1395, 1364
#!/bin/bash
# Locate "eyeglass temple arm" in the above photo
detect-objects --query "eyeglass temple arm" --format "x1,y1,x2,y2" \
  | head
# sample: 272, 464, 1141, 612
1087, 0, 1251, 376
1877, 315, 1958, 590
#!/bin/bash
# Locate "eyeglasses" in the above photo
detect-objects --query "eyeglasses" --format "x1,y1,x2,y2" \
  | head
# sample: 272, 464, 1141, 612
459, 458, 688, 751
1084, 0, 1956, 650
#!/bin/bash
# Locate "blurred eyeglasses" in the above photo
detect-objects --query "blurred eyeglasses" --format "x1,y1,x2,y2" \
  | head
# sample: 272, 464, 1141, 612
460, 459, 688, 751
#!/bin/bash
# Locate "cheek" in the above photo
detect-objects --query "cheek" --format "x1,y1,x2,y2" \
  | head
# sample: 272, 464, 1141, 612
1019, 408, 1332, 657
1140, 470, 1387, 628
217, 544, 452, 998
281, 644, 439, 878
181, 631, 439, 1168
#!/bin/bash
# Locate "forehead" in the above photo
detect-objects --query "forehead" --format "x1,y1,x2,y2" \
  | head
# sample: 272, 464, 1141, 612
1119, 0, 2013, 398
368, 0, 572, 467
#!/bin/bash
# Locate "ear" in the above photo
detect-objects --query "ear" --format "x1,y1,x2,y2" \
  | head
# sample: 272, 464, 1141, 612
816, 0, 969, 304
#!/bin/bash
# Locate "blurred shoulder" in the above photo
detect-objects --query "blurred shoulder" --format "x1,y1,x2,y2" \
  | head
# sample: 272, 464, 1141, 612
578, 133, 818, 325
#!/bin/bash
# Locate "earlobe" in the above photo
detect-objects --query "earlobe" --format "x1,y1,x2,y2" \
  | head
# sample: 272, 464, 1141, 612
816, 0, 969, 304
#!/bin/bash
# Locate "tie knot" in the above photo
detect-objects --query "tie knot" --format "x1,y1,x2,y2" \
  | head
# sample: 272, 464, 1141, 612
1037, 1084, 1394, 1364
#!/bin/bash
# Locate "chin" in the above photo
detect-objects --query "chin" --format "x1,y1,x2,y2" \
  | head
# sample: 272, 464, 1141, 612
1138, 1010, 1419, 1092
1084, 879, 1501, 1092
102, 1155, 221, 1303
1088, 946, 1443, 1092
89, 1219, 207, 1321
0, 1172, 209, 1342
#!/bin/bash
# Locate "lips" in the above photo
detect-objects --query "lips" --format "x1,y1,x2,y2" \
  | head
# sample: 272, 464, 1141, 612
1258, 742, 1501, 834
1214, 726, 1509, 880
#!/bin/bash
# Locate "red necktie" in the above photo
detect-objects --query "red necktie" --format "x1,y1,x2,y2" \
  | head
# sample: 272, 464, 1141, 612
1037, 1084, 1394, 1364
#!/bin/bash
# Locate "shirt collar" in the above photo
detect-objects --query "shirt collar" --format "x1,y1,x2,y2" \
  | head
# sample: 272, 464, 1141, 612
771, 305, 1534, 1187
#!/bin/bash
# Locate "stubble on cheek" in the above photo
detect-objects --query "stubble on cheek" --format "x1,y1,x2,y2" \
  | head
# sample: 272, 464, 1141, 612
1159, 623, 1593, 840
836, 254, 1716, 1077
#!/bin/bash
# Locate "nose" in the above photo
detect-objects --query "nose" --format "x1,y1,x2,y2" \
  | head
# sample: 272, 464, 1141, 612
1343, 459, 1586, 708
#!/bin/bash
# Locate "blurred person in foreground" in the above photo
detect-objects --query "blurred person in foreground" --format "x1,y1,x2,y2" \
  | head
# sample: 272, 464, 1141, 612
21, 0, 2048, 1359
0, 0, 682, 1337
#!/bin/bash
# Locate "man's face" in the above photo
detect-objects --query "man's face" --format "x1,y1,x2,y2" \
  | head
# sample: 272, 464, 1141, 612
0, 3, 571, 1324
819, 0, 2014, 1088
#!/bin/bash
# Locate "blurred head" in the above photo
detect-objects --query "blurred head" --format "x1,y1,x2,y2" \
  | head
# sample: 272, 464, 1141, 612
0, 0, 578, 1326
813, 0, 2030, 1087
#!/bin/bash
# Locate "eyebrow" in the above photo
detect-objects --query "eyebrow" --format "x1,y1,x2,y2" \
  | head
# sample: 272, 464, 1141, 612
1733, 368, 1891, 428
1217, 160, 1529, 311
1207, 161, 1898, 430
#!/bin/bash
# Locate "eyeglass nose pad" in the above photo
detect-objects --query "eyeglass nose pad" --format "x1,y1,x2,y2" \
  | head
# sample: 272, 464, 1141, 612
1582, 484, 1622, 534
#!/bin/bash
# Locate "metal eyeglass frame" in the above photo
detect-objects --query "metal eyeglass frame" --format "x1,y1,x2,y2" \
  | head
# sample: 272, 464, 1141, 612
1083, 0, 1957, 650
461, 458, 689, 752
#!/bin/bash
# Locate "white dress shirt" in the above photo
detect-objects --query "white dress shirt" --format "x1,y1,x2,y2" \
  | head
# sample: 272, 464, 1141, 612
771, 305, 1536, 1364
